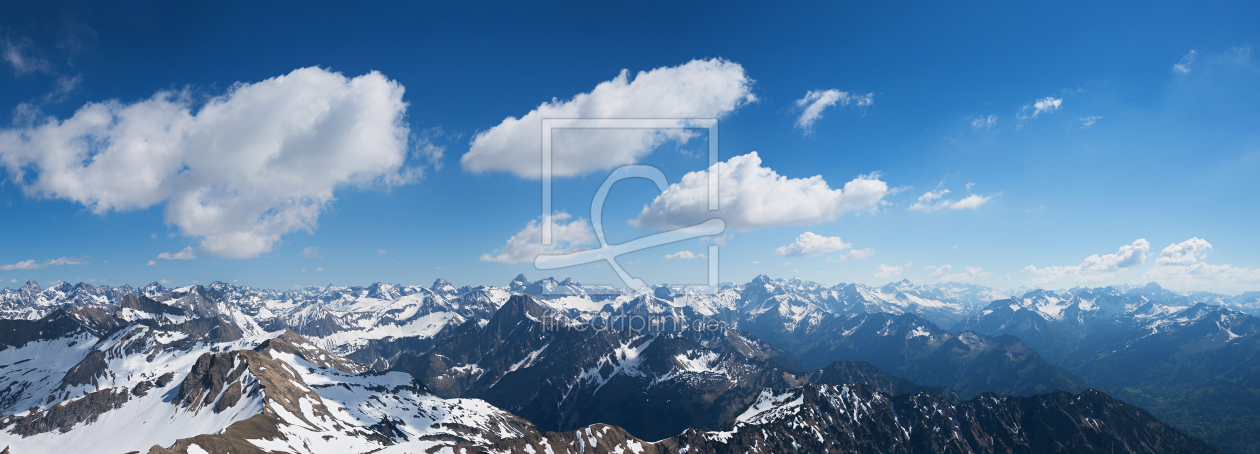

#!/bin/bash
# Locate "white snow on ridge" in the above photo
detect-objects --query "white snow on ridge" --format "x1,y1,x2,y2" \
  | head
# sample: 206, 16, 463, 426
311, 311, 462, 355
735, 389, 805, 425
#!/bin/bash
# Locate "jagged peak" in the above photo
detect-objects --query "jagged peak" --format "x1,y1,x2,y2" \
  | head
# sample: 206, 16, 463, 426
431, 278, 457, 293
20, 279, 41, 293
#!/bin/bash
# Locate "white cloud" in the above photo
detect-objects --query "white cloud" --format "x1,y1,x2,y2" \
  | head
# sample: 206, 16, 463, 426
1016, 96, 1063, 128
302, 246, 322, 259
2, 38, 53, 75
1022, 239, 1151, 284
461, 59, 756, 178
480, 212, 596, 263
316, 267, 324, 272
633, 152, 888, 230
828, 248, 875, 262
971, 115, 997, 129
0, 67, 418, 259
414, 126, 452, 170
1173, 50, 1198, 74
147, 260, 156, 266
376, 249, 388, 256
925, 264, 992, 281
155, 246, 196, 261
908, 187, 997, 212
949, 194, 993, 210
1033, 97, 1063, 115
1079, 116, 1102, 128
909, 188, 949, 211
664, 250, 705, 260
1154, 237, 1211, 266
0, 256, 89, 270
1145, 238, 1260, 290
925, 264, 952, 279
774, 232, 850, 257
49, 75, 82, 100
874, 262, 912, 278
794, 89, 873, 133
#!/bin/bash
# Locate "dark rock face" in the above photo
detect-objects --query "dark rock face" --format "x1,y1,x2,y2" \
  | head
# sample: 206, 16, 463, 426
60, 350, 109, 389
483, 384, 1221, 454
0, 310, 96, 350
176, 352, 249, 413
0, 387, 131, 436
117, 295, 186, 317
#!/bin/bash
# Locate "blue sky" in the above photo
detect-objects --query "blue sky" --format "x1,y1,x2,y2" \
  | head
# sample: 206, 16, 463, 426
1, 1, 1258, 293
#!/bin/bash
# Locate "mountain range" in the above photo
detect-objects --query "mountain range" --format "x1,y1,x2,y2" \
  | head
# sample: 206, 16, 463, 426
0, 274, 1254, 452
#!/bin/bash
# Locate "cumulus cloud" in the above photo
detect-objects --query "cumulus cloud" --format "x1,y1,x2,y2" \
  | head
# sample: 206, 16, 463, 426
1145, 238, 1260, 290
480, 212, 596, 263
302, 247, 322, 259
0, 67, 419, 259
971, 115, 997, 129
1016, 96, 1063, 128
633, 152, 887, 230
157, 247, 197, 261
1154, 237, 1211, 266
1173, 50, 1198, 74
664, 250, 704, 260
794, 89, 873, 133
1022, 239, 1151, 284
875, 262, 912, 278
461, 59, 756, 178
908, 187, 997, 212
774, 232, 850, 257
1, 256, 89, 270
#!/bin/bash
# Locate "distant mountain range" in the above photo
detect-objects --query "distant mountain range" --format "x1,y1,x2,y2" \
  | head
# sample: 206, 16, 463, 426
956, 283, 1260, 453
1, 274, 1254, 453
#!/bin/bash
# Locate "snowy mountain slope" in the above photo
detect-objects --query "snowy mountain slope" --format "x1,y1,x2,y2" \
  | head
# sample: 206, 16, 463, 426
0, 318, 534, 454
